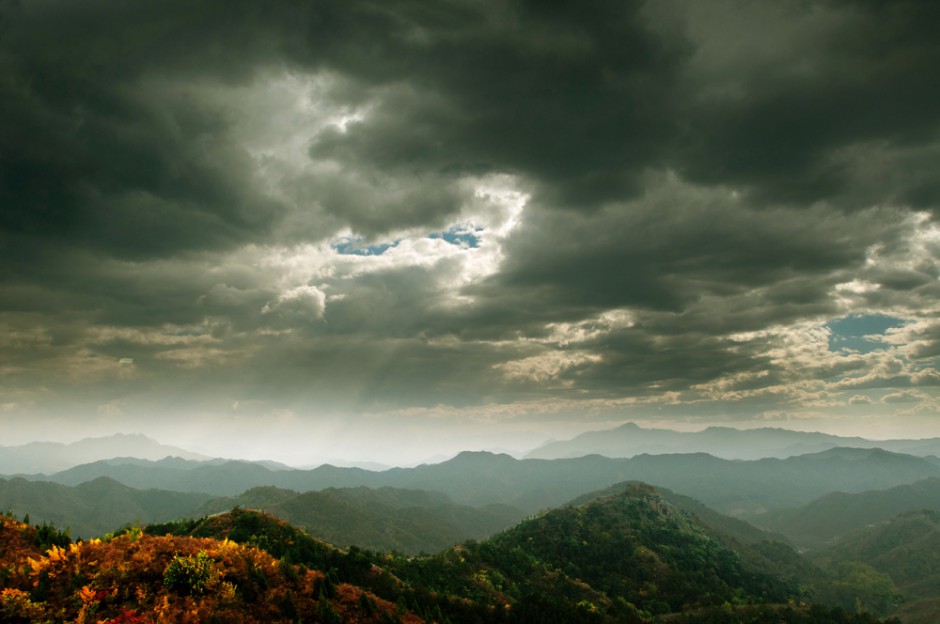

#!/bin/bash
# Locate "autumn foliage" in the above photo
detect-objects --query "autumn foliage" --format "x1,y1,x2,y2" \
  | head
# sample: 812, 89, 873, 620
0, 514, 423, 624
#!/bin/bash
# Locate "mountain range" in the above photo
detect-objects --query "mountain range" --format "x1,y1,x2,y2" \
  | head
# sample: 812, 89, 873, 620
19, 446, 940, 516
133, 487, 894, 623
0, 450, 928, 621
527, 422, 940, 461
0, 433, 210, 474
4, 427, 940, 620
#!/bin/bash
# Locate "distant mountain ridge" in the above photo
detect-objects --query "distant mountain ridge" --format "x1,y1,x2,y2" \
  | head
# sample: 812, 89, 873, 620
23, 446, 940, 516
526, 422, 940, 460
0, 433, 210, 474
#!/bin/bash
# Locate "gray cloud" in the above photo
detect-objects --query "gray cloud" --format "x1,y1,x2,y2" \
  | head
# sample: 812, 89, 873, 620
673, 0, 940, 209
3, 0, 940, 456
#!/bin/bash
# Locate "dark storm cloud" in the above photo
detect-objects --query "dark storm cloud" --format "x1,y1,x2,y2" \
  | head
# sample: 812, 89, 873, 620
1, 0, 681, 266
674, 0, 940, 209
4, 0, 938, 247
3, 0, 940, 433
485, 188, 881, 312
460, 182, 908, 353
307, 0, 687, 210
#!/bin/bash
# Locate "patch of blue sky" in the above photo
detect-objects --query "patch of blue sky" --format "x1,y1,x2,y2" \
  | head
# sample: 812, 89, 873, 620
827, 313, 906, 354
332, 237, 398, 256
429, 224, 483, 248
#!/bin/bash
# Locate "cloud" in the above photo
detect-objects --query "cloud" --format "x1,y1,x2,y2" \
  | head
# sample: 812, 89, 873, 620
495, 351, 603, 385
881, 390, 929, 404
262, 285, 327, 323
912, 369, 940, 386
674, 0, 940, 209
2, 0, 940, 449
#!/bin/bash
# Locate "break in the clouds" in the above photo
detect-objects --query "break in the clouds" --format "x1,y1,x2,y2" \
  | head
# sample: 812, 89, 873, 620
3, 0, 940, 462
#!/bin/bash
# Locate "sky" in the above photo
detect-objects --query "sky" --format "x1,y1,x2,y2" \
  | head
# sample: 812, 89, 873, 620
3, 0, 940, 466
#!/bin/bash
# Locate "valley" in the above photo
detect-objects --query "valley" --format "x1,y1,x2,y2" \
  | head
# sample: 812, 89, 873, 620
2, 426, 938, 622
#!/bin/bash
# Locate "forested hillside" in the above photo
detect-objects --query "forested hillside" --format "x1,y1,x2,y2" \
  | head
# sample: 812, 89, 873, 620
136, 485, 900, 624
194, 485, 525, 553
0, 477, 920, 623
752, 478, 940, 549
0, 478, 524, 551
0, 513, 422, 623
812, 510, 940, 624
0, 476, 214, 538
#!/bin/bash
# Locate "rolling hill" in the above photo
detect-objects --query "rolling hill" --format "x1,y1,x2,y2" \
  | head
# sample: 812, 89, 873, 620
0, 476, 214, 538
751, 478, 940, 549
0, 477, 524, 551
377, 482, 898, 623
160, 489, 898, 623
813, 509, 940, 624
1, 483, 907, 623
195, 485, 526, 553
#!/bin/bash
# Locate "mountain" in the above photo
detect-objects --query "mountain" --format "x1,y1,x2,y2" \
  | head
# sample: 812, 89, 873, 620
1, 492, 902, 623
566, 481, 830, 603
0, 476, 214, 538
752, 478, 940, 549
44, 457, 282, 494
194, 485, 526, 554
526, 422, 940, 460
34, 447, 940, 516
1, 474, 524, 550
488, 482, 791, 612
813, 510, 940, 624
189, 485, 890, 623
354, 447, 940, 515
377, 482, 897, 623
0, 433, 210, 475
569, 481, 784, 546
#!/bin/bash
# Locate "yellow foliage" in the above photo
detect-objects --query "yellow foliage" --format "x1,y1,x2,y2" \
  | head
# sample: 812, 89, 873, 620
0, 516, 421, 624
26, 556, 44, 576
46, 544, 68, 562
78, 585, 97, 603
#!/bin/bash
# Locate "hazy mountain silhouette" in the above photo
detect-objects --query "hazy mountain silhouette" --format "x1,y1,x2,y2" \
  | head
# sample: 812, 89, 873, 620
26, 447, 940, 516
526, 422, 940, 460
0, 433, 210, 474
